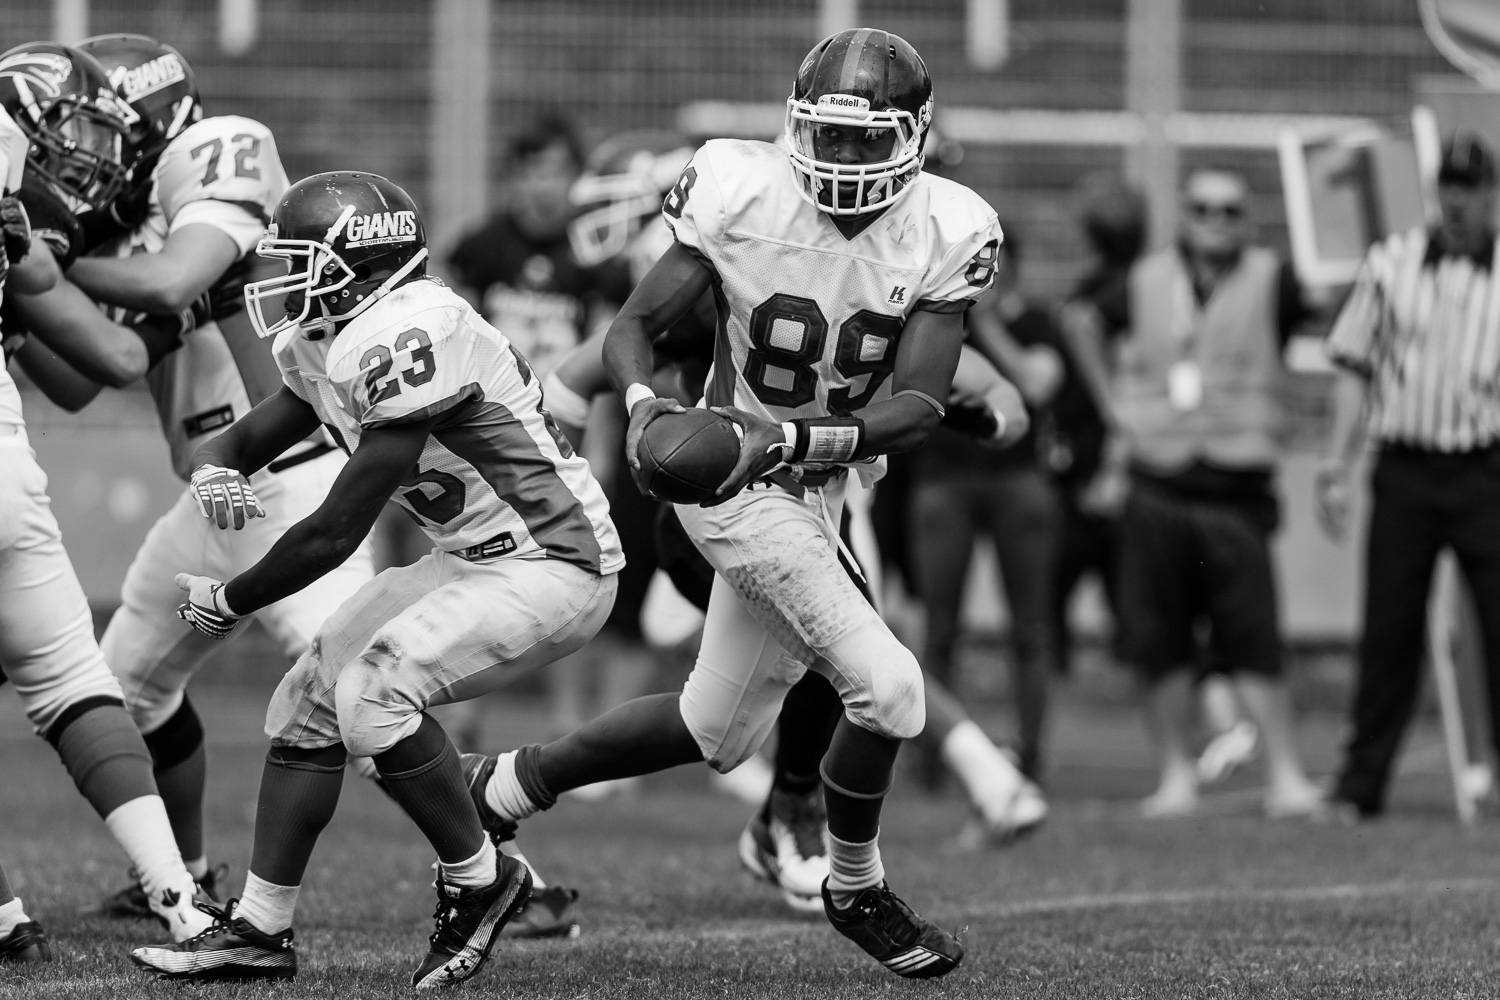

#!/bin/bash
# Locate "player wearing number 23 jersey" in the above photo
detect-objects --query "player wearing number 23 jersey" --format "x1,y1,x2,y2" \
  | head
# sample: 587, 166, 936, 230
134, 171, 618, 986
463, 29, 995, 984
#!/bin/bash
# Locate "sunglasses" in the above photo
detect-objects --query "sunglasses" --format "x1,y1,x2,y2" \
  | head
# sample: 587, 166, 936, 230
1189, 200, 1245, 221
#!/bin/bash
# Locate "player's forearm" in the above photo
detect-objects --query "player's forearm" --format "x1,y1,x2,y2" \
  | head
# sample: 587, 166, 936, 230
10, 242, 61, 295
190, 389, 322, 477
14, 292, 148, 387
69, 254, 196, 314
602, 313, 656, 402
223, 506, 375, 614
13, 338, 105, 413
850, 394, 945, 457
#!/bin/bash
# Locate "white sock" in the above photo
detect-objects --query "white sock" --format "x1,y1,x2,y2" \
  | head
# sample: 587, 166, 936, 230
184, 856, 209, 882
501, 844, 546, 889
237, 872, 300, 935
942, 721, 1022, 813
440, 838, 498, 890
0, 898, 27, 937
104, 796, 193, 902
826, 832, 884, 908
484, 752, 541, 821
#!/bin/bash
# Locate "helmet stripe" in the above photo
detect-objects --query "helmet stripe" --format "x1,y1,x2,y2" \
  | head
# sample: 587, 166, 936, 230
322, 203, 357, 245
836, 27, 874, 96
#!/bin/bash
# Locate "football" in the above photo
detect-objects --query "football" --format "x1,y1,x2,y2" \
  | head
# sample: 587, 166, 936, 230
638, 408, 743, 504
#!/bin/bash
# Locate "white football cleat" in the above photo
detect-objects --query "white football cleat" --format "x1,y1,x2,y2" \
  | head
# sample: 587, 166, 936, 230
149, 878, 215, 942
738, 787, 829, 914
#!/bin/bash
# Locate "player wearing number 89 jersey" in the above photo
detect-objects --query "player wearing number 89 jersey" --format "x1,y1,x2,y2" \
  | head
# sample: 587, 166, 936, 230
465, 28, 994, 982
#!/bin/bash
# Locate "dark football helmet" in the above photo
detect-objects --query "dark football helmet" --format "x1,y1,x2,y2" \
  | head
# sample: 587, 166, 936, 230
568, 130, 696, 267
784, 28, 933, 216
246, 171, 429, 340
78, 34, 201, 169
0, 42, 133, 210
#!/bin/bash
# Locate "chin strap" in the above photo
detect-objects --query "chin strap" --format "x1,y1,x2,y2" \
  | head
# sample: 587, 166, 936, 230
305, 247, 431, 339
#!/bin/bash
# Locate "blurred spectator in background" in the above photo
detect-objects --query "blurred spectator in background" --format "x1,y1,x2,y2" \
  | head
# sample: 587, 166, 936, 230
441, 114, 637, 752
1052, 175, 1147, 672
908, 231, 1061, 782
1318, 132, 1500, 820
1087, 166, 1324, 818
447, 111, 627, 374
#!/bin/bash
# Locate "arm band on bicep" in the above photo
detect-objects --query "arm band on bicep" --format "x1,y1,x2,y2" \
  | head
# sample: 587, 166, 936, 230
789, 417, 865, 464
540, 370, 592, 432
893, 388, 946, 418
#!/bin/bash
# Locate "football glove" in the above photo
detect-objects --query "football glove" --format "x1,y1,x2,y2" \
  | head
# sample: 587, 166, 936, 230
189, 464, 266, 530
16, 172, 84, 269
0, 195, 31, 265
175, 574, 242, 640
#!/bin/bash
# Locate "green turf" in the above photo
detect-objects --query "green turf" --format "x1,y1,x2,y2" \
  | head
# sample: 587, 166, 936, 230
2, 681, 1497, 999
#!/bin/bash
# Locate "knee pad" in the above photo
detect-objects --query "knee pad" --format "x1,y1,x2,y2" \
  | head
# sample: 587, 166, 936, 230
825, 625, 925, 741
47, 700, 156, 817
141, 695, 203, 770
335, 643, 421, 759
678, 652, 802, 774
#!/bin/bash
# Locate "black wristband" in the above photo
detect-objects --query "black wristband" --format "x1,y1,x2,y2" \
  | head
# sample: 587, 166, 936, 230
789, 416, 865, 464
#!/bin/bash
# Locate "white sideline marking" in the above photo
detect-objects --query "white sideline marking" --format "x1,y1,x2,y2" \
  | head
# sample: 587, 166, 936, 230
581, 877, 1500, 949
967, 875, 1500, 920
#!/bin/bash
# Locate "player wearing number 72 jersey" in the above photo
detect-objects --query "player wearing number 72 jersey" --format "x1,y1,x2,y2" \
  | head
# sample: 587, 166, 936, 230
469, 28, 1000, 980
130, 171, 621, 988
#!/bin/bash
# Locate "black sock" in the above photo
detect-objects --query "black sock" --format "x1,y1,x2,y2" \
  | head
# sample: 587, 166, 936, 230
249, 744, 346, 887
144, 698, 207, 863
774, 672, 842, 796
372, 714, 483, 865
820, 717, 900, 843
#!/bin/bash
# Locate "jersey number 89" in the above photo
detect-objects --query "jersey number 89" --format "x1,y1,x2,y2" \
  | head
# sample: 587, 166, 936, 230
743, 293, 902, 412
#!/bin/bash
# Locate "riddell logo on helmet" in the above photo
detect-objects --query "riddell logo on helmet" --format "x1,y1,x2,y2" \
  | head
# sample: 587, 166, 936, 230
111, 54, 187, 102
817, 94, 870, 111
345, 211, 418, 248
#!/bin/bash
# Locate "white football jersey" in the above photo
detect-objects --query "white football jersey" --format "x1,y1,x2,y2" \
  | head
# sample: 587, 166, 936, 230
105, 115, 290, 478
664, 139, 1002, 434
0, 105, 29, 426
275, 279, 624, 575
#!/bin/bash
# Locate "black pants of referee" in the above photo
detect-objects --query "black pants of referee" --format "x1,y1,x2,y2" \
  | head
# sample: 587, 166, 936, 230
1336, 447, 1500, 815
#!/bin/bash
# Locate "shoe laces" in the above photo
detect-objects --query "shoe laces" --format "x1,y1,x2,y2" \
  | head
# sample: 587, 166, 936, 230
773, 789, 827, 859
179, 899, 235, 947
426, 878, 475, 954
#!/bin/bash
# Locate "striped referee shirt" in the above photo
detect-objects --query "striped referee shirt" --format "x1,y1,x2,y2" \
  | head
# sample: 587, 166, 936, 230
1326, 227, 1500, 452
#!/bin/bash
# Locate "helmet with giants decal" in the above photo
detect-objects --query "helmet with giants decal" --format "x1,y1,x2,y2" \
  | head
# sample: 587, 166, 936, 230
78, 34, 201, 169
0, 41, 133, 210
784, 28, 933, 217
568, 130, 696, 267
246, 171, 429, 340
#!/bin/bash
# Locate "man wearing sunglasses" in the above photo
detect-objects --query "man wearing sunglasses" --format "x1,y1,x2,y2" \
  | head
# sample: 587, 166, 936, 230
1082, 166, 1324, 819
1319, 132, 1500, 820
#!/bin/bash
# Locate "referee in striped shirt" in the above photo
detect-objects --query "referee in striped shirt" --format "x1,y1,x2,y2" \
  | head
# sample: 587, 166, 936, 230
1318, 131, 1500, 818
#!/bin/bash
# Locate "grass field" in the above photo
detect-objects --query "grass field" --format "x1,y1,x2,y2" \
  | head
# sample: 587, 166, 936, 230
2, 651, 1498, 1000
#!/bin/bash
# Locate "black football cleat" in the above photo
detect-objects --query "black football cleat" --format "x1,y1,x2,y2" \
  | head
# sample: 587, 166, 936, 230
410, 854, 532, 990
821, 880, 963, 979
460, 753, 519, 844
96, 863, 228, 926
129, 900, 295, 980
0, 920, 51, 963
500, 884, 581, 939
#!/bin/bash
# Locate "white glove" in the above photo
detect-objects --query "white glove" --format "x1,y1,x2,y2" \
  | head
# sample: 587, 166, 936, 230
189, 464, 266, 530
174, 573, 243, 640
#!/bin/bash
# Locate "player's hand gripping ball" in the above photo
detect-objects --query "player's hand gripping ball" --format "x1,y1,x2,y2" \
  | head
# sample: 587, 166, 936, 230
636, 407, 744, 504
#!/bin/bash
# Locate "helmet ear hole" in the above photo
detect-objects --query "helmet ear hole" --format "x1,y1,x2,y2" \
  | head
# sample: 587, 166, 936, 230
349, 263, 372, 283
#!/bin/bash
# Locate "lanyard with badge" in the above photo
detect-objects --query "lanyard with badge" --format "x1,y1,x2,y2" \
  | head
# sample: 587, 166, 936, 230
1167, 261, 1203, 412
